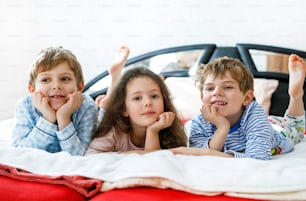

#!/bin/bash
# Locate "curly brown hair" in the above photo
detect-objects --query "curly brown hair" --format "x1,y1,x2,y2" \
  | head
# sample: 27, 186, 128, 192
94, 67, 187, 149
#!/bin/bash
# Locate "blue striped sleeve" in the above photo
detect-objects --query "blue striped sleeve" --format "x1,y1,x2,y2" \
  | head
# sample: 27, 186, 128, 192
189, 114, 212, 148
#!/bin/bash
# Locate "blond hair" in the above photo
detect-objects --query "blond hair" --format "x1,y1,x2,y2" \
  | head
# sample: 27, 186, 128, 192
196, 56, 254, 96
29, 47, 84, 88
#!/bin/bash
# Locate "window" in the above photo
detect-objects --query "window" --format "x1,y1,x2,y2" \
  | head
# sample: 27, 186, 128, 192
249, 50, 290, 73
125, 50, 203, 74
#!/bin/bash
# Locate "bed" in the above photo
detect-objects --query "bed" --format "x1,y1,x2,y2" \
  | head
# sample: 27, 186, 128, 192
1, 119, 306, 201
1, 43, 306, 201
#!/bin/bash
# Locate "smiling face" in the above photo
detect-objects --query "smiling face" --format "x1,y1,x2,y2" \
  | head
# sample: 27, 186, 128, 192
28, 62, 83, 110
201, 71, 252, 123
123, 77, 164, 130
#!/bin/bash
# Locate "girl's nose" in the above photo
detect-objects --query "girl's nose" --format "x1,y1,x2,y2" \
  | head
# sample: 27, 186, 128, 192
145, 103, 152, 107
144, 97, 152, 107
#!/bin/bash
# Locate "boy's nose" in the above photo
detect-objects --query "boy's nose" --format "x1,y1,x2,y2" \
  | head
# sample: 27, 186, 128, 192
52, 81, 61, 89
213, 87, 223, 96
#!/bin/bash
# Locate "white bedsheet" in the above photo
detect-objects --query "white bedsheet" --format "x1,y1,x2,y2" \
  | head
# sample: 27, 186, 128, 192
1, 118, 306, 200
0, 118, 14, 148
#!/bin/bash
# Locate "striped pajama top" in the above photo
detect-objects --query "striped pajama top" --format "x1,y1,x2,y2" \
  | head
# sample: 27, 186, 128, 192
189, 101, 294, 160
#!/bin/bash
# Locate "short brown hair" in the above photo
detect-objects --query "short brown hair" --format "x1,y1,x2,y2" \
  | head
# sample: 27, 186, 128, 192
195, 56, 254, 96
29, 47, 84, 88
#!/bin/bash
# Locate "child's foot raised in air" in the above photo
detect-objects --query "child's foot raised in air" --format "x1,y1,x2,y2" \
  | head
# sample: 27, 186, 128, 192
288, 54, 306, 99
109, 46, 130, 81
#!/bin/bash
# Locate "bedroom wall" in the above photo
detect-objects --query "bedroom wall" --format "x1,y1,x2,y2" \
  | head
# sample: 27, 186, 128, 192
1, 0, 306, 120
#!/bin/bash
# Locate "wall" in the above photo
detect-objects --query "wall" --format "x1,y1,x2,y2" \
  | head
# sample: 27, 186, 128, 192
1, 0, 306, 120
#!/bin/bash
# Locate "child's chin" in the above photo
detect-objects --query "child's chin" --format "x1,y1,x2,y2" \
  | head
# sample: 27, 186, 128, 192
144, 120, 159, 127
51, 103, 64, 111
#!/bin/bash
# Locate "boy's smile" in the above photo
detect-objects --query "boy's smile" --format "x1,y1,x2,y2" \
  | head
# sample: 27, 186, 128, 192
202, 72, 249, 125
49, 94, 67, 108
210, 100, 227, 106
29, 62, 80, 111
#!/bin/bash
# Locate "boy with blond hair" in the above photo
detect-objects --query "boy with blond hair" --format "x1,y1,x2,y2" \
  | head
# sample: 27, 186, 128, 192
12, 46, 130, 155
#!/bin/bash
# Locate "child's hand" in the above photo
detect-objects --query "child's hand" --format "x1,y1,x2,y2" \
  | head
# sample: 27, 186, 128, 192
95, 94, 107, 109
31, 92, 56, 123
57, 91, 83, 117
144, 112, 176, 151
56, 91, 83, 130
200, 104, 229, 128
170, 147, 210, 155
201, 104, 230, 151
169, 147, 233, 157
148, 111, 175, 133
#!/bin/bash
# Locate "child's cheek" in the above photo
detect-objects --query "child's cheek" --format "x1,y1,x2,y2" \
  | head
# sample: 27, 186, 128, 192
201, 96, 209, 104
34, 85, 47, 96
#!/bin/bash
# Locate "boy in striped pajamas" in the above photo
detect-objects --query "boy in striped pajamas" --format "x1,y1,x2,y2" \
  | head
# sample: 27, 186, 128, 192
171, 54, 305, 160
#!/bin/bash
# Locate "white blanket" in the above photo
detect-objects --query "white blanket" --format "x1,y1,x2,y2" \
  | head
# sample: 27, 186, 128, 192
1, 118, 306, 200
0, 137, 306, 200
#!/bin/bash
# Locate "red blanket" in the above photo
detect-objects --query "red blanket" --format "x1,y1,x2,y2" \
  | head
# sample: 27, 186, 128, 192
0, 163, 103, 198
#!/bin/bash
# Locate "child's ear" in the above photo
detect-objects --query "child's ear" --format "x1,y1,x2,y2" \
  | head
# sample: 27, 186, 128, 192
28, 84, 35, 93
123, 111, 129, 117
78, 81, 84, 91
243, 90, 254, 106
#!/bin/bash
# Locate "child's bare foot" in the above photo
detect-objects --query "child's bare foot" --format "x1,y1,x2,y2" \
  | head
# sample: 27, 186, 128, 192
288, 54, 306, 99
286, 54, 306, 117
100, 46, 129, 110
109, 46, 130, 81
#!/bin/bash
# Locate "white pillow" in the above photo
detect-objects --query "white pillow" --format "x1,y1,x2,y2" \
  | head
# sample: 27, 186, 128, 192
165, 77, 279, 122
165, 77, 202, 123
